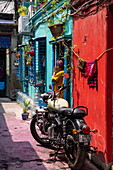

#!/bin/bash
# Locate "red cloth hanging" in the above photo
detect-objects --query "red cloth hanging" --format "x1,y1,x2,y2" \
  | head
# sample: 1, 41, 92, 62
84, 59, 97, 78
84, 59, 97, 88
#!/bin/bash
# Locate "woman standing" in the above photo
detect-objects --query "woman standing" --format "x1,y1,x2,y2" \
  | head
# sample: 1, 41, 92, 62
52, 59, 64, 98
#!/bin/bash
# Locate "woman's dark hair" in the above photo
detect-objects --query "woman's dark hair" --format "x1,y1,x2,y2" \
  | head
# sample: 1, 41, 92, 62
56, 59, 64, 69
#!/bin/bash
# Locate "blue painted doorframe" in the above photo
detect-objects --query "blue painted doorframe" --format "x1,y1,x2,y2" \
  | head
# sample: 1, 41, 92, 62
49, 35, 72, 106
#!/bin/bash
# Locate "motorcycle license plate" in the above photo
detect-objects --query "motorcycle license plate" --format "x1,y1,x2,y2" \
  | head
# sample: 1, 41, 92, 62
79, 134, 92, 143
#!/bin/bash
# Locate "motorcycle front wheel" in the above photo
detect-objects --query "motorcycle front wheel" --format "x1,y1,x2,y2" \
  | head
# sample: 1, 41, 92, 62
65, 121, 86, 170
30, 118, 51, 146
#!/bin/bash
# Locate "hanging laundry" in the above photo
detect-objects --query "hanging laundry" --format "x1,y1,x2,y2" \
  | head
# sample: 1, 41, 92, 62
87, 75, 97, 88
84, 59, 97, 88
77, 57, 86, 72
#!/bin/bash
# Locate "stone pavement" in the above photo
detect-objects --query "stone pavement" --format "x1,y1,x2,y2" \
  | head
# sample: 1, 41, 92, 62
0, 98, 99, 170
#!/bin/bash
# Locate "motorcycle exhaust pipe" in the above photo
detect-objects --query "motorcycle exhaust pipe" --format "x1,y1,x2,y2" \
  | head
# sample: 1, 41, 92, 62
48, 123, 56, 139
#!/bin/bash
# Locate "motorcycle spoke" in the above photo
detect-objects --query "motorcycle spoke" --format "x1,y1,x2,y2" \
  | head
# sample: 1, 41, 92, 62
65, 138, 77, 161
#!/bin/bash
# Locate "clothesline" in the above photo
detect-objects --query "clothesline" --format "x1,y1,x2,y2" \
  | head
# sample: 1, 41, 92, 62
72, 47, 113, 61
71, 47, 113, 89
96, 47, 113, 60
62, 41, 113, 61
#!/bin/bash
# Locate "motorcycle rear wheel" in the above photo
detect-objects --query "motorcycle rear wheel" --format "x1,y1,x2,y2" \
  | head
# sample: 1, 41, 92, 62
65, 121, 86, 170
30, 118, 51, 146
65, 140, 86, 170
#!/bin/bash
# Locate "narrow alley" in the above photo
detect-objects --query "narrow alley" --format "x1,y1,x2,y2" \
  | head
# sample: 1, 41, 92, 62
0, 98, 99, 170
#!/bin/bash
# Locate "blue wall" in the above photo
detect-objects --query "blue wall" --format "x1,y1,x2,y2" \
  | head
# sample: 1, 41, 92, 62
31, 0, 72, 89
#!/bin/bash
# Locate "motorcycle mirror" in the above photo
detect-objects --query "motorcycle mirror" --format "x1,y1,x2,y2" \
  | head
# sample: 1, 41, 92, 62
64, 73, 69, 79
49, 84, 52, 90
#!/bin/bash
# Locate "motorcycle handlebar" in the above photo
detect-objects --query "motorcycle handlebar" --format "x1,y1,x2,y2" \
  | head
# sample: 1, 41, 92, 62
48, 84, 69, 98
56, 85, 69, 97
59, 85, 69, 91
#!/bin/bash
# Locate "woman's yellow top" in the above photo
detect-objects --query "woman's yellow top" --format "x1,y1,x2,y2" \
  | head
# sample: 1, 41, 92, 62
52, 70, 64, 97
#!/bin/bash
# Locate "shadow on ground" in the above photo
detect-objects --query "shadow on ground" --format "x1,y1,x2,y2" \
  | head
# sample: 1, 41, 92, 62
0, 98, 48, 170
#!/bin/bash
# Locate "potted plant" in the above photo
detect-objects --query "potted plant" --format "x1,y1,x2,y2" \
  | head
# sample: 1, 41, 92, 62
37, 0, 47, 5
13, 60, 19, 67
22, 100, 30, 120
48, 22, 65, 38
15, 53, 20, 59
18, 6, 28, 15
24, 44, 31, 58
47, 1, 69, 38
26, 56, 32, 66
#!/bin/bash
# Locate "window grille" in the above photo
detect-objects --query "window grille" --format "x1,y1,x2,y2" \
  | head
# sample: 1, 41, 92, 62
17, 38, 46, 94
35, 37, 46, 93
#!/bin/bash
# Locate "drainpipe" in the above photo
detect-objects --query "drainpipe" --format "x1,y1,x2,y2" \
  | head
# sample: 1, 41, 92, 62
64, 46, 67, 100
52, 44, 56, 90
55, 44, 57, 66
34, 40, 37, 92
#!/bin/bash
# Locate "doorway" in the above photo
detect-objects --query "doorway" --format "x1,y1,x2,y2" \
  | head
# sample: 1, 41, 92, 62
52, 40, 72, 106
0, 48, 6, 96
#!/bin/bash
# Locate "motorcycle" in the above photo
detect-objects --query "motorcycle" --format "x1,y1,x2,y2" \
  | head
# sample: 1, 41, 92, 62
30, 85, 97, 170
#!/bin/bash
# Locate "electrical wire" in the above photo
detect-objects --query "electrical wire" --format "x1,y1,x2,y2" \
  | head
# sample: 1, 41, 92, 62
1, 1, 8, 12
3, 2, 11, 13
70, 0, 110, 17
70, 0, 94, 16
1, 1, 10, 12
0, 0, 15, 13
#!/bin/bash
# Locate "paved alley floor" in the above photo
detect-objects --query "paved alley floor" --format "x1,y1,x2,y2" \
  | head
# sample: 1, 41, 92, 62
0, 98, 99, 170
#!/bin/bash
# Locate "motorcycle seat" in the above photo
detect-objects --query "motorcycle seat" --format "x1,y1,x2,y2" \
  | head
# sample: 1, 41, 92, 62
58, 107, 86, 118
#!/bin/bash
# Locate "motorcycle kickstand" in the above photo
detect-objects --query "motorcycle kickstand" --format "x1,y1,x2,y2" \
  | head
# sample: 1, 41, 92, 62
49, 144, 61, 162
54, 145, 61, 162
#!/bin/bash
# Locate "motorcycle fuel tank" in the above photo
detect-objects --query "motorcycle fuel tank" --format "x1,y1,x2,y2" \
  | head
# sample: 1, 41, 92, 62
47, 98, 69, 110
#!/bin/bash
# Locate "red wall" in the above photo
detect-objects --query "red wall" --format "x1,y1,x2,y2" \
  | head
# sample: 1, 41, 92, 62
73, 7, 113, 163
